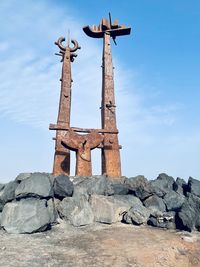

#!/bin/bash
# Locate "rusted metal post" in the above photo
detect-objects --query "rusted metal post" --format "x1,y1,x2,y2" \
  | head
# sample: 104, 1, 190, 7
101, 32, 121, 176
83, 15, 131, 177
52, 37, 80, 176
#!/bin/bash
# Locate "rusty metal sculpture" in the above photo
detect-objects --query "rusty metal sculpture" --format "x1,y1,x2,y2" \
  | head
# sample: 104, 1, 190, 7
50, 15, 131, 177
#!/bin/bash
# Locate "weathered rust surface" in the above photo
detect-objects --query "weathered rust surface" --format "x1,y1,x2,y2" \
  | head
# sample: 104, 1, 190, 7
83, 15, 131, 177
83, 14, 131, 39
101, 32, 121, 177
49, 124, 118, 134
62, 130, 104, 176
51, 37, 80, 176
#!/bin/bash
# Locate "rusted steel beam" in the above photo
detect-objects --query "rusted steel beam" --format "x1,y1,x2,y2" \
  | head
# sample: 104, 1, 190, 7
49, 124, 118, 134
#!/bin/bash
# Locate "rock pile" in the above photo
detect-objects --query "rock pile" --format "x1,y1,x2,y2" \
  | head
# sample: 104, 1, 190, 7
0, 173, 199, 234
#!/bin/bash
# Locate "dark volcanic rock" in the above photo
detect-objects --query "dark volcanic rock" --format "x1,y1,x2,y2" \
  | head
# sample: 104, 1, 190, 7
0, 201, 3, 213
196, 216, 200, 231
0, 184, 5, 192
164, 191, 185, 211
90, 195, 132, 224
176, 193, 200, 232
53, 175, 74, 199
176, 202, 196, 232
58, 194, 94, 226
150, 173, 175, 197
15, 173, 32, 182
47, 198, 58, 223
188, 177, 200, 198
148, 211, 176, 230
111, 183, 129, 195
124, 175, 153, 200
173, 177, 187, 195
72, 176, 114, 196
143, 195, 166, 212
1, 198, 54, 233
15, 173, 53, 199
0, 181, 19, 208
123, 198, 150, 225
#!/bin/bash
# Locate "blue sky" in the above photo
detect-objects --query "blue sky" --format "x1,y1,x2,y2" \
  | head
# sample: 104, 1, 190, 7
0, 0, 200, 182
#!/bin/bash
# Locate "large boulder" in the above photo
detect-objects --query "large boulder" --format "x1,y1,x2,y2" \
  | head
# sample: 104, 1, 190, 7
124, 175, 153, 200
58, 194, 94, 226
150, 173, 175, 197
15, 173, 53, 199
164, 191, 185, 211
188, 177, 200, 198
89, 195, 132, 224
176, 193, 200, 232
143, 195, 166, 212
1, 198, 55, 233
72, 176, 114, 196
53, 175, 74, 199
0, 181, 19, 211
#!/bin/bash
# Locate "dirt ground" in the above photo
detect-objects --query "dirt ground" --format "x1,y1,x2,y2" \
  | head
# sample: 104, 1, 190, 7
0, 222, 200, 267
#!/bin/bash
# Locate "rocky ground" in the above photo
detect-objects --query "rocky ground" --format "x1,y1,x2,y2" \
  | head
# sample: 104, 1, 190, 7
0, 222, 200, 267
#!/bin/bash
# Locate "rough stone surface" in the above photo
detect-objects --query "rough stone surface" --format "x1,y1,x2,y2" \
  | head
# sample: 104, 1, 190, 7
0, 184, 5, 192
53, 175, 73, 199
144, 195, 166, 212
124, 175, 153, 200
150, 173, 175, 197
47, 198, 58, 224
148, 211, 176, 229
123, 199, 150, 225
1, 198, 53, 234
113, 194, 144, 207
176, 193, 200, 232
164, 191, 185, 211
15, 173, 32, 182
196, 216, 200, 231
90, 195, 131, 224
15, 173, 53, 199
111, 183, 129, 195
173, 177, 187, 195
73, 176, 114, 196
58, 195, 94, 226
176, 202, 196, 232
188, 177, 200, 198
0, 181, 19, 208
